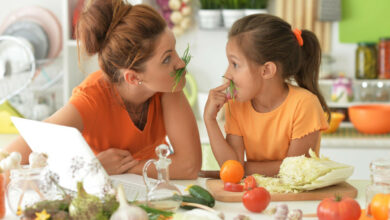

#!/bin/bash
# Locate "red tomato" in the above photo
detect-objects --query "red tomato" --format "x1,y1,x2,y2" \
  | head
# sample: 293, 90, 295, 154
224, 182, 244, 192
242, 187, 270, 213
317, 196, 361, 220
244, 176, 257, 191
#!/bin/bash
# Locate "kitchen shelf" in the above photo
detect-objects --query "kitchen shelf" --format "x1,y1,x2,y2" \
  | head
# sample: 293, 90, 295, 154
319, 78, 390, 85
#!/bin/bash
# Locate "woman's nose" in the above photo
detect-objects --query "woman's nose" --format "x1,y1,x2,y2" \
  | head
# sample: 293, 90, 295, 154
176, 57, 186, 70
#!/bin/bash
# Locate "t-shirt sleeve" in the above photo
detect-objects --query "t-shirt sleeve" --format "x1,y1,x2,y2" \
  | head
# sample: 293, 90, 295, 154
292, 94, 329, 139
69, 86, 99, 132
224, 102, 242, 136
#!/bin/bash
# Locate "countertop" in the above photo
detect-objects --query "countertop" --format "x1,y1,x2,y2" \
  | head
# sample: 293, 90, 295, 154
2, 179, 370, 220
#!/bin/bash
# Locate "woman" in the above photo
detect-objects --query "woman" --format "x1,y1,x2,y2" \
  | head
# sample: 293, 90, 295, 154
5, 0, 201, 179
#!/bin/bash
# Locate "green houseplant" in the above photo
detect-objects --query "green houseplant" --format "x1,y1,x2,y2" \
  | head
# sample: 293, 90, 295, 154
198, 0, 223, 29
221, 0, 246, 28
245, 0, 268, 16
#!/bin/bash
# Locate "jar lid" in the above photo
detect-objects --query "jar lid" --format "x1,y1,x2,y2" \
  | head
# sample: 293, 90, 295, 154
358, 42, 376, 46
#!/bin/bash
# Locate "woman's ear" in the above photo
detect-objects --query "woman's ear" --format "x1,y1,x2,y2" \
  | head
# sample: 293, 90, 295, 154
123, 69, 142, 85
260, 61, 277, 80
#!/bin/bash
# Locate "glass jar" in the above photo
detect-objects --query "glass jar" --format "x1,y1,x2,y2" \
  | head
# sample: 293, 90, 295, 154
375, 81, 389, 101
359, 81, 374, 102
365, 158, 390, 211
6, 167, 54, 215
378, 38, 390, 79
356, 42, 378, 79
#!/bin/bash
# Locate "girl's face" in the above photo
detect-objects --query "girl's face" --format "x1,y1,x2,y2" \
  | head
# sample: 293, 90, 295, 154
224, 38, 263, 102
140, 28, 186, 93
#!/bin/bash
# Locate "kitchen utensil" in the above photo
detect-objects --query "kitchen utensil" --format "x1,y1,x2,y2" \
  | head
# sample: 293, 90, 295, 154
0, 36, 36, 104
323, 112, 345, 134
206, 179, 357, 202
0, 6, 62, 60
348, 105, 390, 134
3, 20, 49, 61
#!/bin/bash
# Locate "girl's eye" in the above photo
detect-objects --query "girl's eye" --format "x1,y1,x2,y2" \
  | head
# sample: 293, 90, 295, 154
233, 62, 238, 68
163, 56, 171, 64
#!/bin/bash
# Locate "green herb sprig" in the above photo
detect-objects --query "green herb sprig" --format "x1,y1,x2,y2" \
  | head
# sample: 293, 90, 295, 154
171, 45, 192, 92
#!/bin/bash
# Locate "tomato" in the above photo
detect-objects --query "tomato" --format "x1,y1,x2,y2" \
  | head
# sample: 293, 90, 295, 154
370, 193, 390, 220
224, 182, 244, 192
317, 196, 361, 220
242, 187, 270, 213
243, 176, 257, 191
220, 160, 244, 184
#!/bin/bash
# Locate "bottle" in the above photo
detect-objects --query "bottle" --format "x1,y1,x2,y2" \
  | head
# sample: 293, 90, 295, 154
356, 43, 378, 79
143, 145, 182, 212
378, 38, 390, 79
365, 158, 390, 212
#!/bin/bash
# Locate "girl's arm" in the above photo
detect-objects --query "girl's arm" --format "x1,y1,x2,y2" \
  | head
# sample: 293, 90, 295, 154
243, 131, 321, 176
204, 83, 244, 166
128, 91, 202, 179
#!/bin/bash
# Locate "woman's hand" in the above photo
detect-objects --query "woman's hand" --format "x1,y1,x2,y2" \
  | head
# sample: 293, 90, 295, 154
204, 82, 230, 122
97, 148, 139, 175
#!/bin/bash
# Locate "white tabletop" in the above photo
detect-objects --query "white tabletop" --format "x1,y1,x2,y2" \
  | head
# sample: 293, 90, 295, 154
2, 179, 370, 220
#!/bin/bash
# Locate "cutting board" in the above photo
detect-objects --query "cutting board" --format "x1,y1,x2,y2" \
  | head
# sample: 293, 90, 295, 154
206, 179, 357, 202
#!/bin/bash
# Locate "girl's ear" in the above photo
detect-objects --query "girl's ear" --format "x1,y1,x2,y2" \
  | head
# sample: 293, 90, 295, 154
260, 61, 277, 80
123, 69, 142, 85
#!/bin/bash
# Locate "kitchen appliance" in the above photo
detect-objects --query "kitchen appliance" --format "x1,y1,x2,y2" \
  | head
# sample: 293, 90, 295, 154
0, 6, 62, 125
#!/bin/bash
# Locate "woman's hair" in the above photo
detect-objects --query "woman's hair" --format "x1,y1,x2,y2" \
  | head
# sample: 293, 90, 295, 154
76, 0, 167, 82
229, 14, 330, 117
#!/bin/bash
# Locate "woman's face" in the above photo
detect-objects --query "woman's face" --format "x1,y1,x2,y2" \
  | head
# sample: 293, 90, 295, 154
140, 28, 186, 93
224, 38, 263, 102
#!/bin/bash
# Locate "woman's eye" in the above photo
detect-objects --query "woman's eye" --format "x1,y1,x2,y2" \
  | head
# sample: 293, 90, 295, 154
163, 56, 171, 64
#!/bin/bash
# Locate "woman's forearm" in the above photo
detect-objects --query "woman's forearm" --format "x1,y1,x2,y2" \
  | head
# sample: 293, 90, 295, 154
205, 119, 238, 166
245, 160, 282, 177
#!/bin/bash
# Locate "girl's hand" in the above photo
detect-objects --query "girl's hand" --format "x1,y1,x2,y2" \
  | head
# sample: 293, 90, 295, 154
204, 82, 230, 122
97, 148, 139, 175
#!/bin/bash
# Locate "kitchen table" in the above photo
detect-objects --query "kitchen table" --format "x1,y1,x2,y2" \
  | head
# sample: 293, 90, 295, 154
2, 179, 370, 220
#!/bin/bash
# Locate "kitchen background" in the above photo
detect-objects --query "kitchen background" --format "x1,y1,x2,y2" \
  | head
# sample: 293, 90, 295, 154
0, 0, 389, 180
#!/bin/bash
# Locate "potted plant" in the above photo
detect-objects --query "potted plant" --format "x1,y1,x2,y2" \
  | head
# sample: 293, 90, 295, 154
198, 0, 222, 29
245, 0, 268, 16
222, 0, 246, 29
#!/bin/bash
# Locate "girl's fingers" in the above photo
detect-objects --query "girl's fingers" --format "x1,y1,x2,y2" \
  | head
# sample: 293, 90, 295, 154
212, 82, 230, 92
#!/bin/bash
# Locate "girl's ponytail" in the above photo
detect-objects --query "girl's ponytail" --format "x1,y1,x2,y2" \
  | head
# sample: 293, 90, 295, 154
296, 30, 330, 119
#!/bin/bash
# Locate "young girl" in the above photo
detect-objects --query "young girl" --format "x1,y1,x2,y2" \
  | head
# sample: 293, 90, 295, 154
204, 14, 329, 177
5, 0, 201, 179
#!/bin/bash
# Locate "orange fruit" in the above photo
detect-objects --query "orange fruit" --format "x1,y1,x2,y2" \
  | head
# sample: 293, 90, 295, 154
220, 160, 244, 183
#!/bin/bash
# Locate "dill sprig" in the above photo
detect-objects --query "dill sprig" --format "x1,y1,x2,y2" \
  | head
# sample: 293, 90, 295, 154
229, 80, 236, 102
171, 44, 192, 92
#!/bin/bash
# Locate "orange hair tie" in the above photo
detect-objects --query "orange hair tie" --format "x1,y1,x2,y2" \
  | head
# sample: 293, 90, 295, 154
293, 28, 303, 47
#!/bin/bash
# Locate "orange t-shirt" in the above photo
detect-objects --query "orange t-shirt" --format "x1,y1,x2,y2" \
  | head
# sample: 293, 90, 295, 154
225, 84, 329, 162
69, 71, 167, 160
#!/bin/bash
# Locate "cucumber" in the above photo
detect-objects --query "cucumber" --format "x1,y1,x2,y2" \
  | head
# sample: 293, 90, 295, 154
188, 185, 215, 208
180, 195, 209, 210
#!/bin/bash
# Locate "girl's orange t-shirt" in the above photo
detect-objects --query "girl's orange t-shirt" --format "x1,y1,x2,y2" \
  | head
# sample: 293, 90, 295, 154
69, 71, 166, 160
225, 84, 329, 162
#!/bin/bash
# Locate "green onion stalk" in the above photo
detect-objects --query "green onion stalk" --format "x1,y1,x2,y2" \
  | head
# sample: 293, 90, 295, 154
171, 45, 192, 92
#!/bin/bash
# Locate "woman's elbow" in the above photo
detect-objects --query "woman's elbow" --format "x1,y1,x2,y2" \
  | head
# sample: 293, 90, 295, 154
172, 155, 201, 180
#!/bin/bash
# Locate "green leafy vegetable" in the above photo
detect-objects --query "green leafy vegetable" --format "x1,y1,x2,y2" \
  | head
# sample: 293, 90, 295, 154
171, 45, 192, 92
